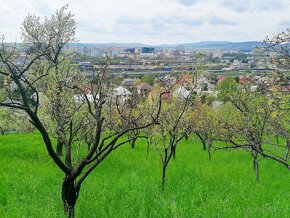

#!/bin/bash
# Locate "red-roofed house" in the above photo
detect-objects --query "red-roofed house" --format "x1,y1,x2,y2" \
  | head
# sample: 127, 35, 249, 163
136, 83, 153, 96
239, 76, 250, 84
218, 75, 226, 83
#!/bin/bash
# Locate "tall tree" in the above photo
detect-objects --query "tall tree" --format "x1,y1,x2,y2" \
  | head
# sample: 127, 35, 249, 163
148, 94, 192, 189
0, 6, 165, 217
190, 100, 218, 160
215, 70, 290, 181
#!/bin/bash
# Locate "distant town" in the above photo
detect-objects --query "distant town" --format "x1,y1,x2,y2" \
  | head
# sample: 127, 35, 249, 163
4, 41, 289, 102
67, 41, 274, 77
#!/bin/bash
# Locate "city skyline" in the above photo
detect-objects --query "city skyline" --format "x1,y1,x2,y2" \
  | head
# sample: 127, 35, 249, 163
0, 0, 289, 45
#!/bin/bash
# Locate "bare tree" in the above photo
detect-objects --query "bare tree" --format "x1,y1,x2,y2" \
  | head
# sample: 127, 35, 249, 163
190, 100, 217, 160
214, 72, 290, 181
0, 6, 165, 217
148, 92, 191, 190
261, 28, 290, 70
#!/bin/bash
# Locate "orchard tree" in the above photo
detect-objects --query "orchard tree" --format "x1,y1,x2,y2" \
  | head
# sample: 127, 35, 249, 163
190, 100, 218, 160
148, 93, 192, 189
0, 6, 165, 217
261, 28, 290, 70
0, 107, 18, 134
215, 71, 290, 181
216, 78, 270, 181
140, 73, 155, 86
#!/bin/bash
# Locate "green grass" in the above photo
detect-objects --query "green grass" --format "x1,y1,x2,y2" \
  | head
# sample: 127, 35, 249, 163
1, 133, 290, 218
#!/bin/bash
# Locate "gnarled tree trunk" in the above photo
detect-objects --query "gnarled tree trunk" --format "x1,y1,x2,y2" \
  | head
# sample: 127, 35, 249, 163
161, 162, 168, 191
62, 177, 79, 218
57, 140, 64, 156
251, 150, 259, 182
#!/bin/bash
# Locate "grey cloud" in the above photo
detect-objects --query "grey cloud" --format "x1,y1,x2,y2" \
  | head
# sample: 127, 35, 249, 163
115, 13, 236, 34
116, 16, 145, 25
279, 20, 290, 28
222, 0, 286, 12
151, 15, 203, 28
177, 0, 200, 6
208, 16, 237, 26
77, 21, 111, 34
115, 14, 204, 33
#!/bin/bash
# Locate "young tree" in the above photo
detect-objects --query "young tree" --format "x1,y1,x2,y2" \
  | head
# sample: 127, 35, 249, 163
140, 73, 155, 86
215, 73, 290, 181
148, 94, 192, 189
261, 28, 290, 70
190, 100, 217, 160
0, 6, 165, 217
0, 107, 17, 134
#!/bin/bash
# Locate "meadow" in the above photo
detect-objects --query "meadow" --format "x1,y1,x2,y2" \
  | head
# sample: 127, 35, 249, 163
0, 133, 290, 218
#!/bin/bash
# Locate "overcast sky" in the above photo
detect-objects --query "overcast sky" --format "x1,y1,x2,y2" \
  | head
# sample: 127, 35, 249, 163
0, 0, 289, 45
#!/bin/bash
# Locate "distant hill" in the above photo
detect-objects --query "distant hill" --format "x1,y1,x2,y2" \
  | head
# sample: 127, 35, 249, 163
68, 41, 263, 52
69, 43, 150, 48
167, 41, 263, 51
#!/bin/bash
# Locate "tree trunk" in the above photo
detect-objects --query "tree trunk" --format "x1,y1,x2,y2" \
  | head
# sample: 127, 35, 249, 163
208, 149, 211, 161
161, 163, 167, 191
253, 155, 259, 182
202, 140, 206, 151
207, 143, 212, 161
252, 151, 259, 182
172, 147, 176, 159
62, 178, 79, 218
146, 140, 150, 156
131, 138, 137, 149
161, 149, 173, 190
57, 140, 63, 156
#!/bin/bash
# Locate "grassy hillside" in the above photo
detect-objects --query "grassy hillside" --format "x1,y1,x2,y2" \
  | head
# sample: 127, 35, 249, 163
0, 133, 290, 217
